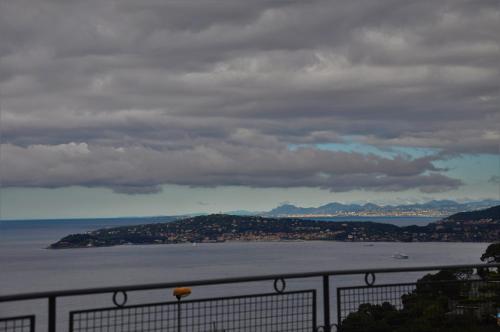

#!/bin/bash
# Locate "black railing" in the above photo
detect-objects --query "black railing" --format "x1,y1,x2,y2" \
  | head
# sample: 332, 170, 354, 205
336, 279, 500, 322
69, 290, 316, 332
1, 263, 499, 332
0, 316, 35, 332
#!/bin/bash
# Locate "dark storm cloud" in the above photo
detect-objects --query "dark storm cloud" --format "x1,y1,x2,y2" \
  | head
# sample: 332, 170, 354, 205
1, 0, 498, 193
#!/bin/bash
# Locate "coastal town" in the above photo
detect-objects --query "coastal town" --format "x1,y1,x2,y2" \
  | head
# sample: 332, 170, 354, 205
50, 206, 500, 249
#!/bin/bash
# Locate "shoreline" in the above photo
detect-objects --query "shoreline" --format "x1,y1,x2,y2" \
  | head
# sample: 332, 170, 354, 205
47, 238, 494, 250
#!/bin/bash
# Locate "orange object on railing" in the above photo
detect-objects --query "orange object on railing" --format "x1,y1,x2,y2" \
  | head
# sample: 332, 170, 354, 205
173, 287, 191, 300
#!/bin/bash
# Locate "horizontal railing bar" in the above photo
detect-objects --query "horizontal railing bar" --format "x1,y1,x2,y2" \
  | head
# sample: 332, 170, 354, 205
0, 315, 36, 322
1, 263, 498, 303
338, 278, 494, 291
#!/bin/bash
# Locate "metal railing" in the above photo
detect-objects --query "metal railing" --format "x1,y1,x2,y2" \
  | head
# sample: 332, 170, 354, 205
0, 316, 35, 332
1, 263, 499, 332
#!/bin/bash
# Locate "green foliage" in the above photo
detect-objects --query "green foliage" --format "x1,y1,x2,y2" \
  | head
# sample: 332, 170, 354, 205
481, 243, 500, 263
340, 303, 400, 332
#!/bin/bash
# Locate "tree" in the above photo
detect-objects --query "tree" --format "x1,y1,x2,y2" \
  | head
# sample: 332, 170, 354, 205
480, 243, 500, 263
341, 267, 496, 331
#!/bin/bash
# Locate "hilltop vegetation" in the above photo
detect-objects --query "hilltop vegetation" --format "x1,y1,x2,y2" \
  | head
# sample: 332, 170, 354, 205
445, 205, 500, 222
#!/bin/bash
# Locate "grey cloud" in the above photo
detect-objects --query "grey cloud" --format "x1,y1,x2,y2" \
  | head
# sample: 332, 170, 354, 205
1, 143, 461, 194
1, 0, 498, 193
111, 185, 163, 195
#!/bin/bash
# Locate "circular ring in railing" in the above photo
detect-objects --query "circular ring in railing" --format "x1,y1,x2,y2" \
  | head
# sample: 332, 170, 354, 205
315, 326, 325, 332
112, 291, 128, 307
364, 272, 376, 286
273, 278, 286, 293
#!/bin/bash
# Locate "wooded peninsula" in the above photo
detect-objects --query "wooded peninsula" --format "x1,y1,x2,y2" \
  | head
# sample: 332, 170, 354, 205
49, 206, 500, 249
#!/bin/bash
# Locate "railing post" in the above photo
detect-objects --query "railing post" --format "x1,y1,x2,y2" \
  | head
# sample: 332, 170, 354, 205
30, 316, 35, 332
48, 296, 56, 332
177, 299, 181, 332
322, 275, 331, 332
336, 287, 341, 328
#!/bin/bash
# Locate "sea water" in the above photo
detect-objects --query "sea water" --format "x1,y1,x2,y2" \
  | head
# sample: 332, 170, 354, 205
0, 217, 490, 330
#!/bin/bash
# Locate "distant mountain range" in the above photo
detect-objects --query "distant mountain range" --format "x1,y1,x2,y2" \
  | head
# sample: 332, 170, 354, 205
228, 200, 500, 217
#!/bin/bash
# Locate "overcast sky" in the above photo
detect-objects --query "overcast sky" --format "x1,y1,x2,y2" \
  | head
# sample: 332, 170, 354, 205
1, 0, 499, 219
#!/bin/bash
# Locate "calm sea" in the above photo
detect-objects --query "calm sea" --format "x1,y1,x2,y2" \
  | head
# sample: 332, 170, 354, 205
0, 216, 490, 329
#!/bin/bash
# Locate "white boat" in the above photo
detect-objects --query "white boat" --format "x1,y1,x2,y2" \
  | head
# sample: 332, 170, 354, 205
392, 252, 409, 259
